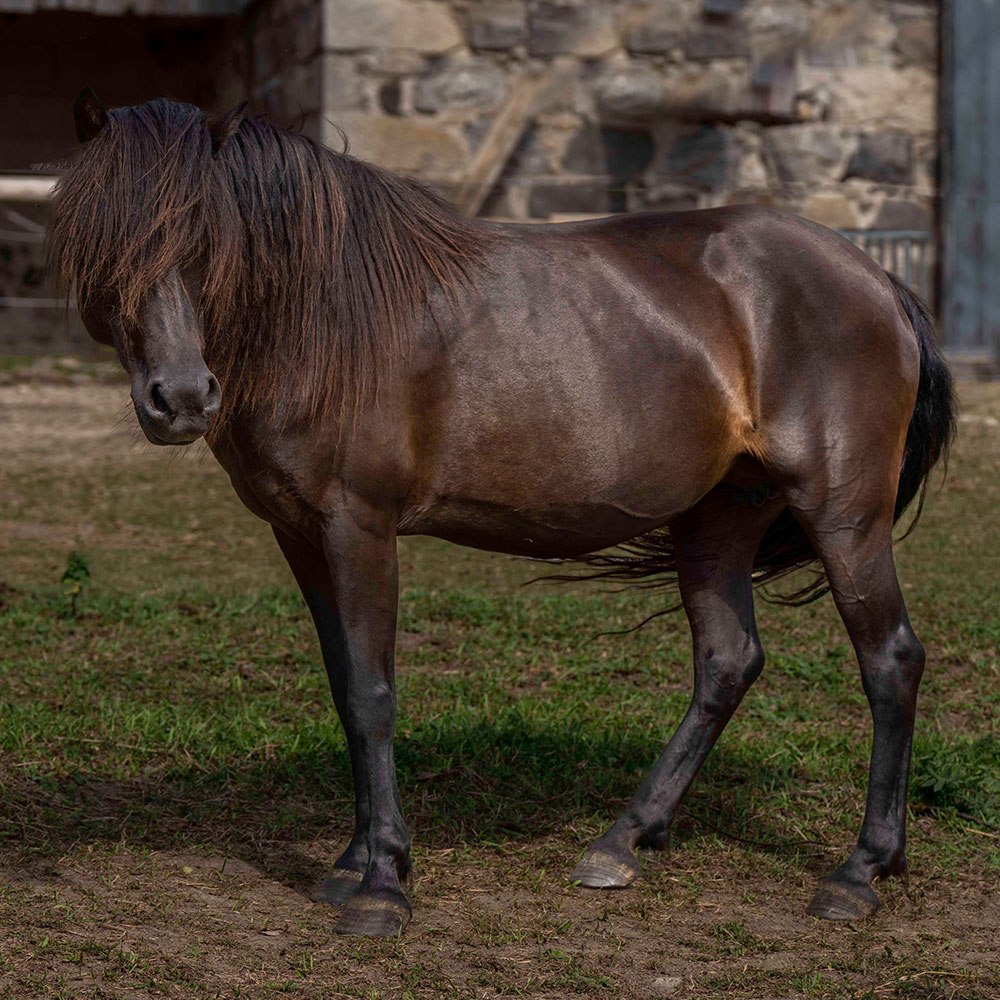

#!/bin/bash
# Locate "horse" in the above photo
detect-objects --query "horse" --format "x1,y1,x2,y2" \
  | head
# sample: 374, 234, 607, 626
47, 89, 955, 938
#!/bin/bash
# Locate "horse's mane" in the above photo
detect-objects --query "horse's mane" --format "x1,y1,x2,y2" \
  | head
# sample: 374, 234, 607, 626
47, 98, 497, 429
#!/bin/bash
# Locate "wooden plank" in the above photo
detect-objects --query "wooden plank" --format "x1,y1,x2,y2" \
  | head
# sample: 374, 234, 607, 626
0, 176, 57, 202
452, 69, 562, 218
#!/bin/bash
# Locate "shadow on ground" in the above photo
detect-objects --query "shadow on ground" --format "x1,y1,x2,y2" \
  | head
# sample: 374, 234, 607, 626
2, 715, 830, 891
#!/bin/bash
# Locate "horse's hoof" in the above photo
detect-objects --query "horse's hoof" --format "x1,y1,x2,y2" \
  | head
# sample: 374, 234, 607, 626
311, 868, 364, 905
333, 891, 411, 938
806, 880, 879, 921
571, 847, 639, 889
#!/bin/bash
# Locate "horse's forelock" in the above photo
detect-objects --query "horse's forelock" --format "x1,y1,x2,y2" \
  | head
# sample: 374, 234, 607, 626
48, 97, 496, 434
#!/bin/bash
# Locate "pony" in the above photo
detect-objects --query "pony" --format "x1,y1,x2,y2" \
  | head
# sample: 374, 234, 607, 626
47, 89, 955, 937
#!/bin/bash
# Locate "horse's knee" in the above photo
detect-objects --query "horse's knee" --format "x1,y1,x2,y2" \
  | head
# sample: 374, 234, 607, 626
695, 639, 764, 720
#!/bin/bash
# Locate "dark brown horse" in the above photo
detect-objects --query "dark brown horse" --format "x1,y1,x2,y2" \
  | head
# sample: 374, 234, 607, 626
48, 90, 955, 938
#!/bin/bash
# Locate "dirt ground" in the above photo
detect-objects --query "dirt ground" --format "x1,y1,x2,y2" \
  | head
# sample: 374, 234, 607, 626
1, 362, 998, 999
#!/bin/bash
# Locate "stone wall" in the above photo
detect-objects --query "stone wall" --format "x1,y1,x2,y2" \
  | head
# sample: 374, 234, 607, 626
0, 0, 940, 355
315, 0, 938, 231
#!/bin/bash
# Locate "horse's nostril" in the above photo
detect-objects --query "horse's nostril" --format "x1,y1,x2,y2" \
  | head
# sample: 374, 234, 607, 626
149, 383, 170, 416
206, 374, 220, 401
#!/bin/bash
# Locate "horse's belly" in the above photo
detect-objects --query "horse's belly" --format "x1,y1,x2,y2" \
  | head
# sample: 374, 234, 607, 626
399, 496, 680, 558
402, 392, 737, 556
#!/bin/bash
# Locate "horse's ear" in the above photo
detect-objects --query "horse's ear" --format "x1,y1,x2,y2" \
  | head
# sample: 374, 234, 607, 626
206, 99, 249, 156
74, 86, 108, 143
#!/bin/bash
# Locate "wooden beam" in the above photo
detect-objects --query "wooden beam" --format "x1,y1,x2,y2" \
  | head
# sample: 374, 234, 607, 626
453, 69, 564, 218
0, 176, 57, 202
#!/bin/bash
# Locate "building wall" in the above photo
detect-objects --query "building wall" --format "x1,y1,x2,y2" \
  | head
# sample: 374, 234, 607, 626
1, 0, 940, 354
317, 0, 938, 231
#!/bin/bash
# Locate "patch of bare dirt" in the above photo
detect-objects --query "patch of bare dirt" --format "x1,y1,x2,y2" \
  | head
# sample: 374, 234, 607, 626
1, 840, 998, 999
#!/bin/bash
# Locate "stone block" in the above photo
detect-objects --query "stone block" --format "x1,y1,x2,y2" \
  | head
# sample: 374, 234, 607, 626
830, 66, 935, 132
625, 6, 681, 54
414, 59, 507, 113
467, 2, 526, 51
534, 65, 591, 117
594, 65, 663, 120
799, 191, 861, 229
894, 15, 936, 68
359, 50, 425, 75
528, 2, 617, 57
324, 0, 462, 54
324, 113, 469, 178
528, 180, 618, 217
844, 133, 913, 185
662, 63, 748, 120
685, 21, 749, 61
321, 53, 365, 111
873, 198, 932, 230
766, 125, 855, 184
805, 40, 857, 68
658, 124, 736, 191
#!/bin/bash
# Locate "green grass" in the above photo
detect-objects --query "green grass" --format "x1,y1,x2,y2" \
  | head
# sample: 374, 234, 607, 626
0, 376, 998, 998
2, 564, 997, 867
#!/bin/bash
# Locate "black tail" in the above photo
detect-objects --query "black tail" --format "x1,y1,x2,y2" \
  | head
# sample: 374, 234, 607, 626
560, 271, 956, 608
884, 271, 957, 529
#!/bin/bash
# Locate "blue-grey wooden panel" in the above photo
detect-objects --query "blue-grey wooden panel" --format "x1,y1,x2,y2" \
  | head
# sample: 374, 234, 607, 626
942, 0, 1000, 357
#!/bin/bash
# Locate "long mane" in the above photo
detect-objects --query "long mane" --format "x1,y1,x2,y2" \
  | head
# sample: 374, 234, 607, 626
47, 98, 496, 428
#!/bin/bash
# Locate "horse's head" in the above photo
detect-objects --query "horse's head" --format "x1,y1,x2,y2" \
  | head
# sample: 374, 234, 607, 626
80, 267, 221, 446
56, 88, 247, 446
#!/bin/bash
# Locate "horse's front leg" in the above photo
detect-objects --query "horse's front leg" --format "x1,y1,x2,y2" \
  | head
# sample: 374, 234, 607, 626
273, 507, 410, 937
273, 526, 371, 904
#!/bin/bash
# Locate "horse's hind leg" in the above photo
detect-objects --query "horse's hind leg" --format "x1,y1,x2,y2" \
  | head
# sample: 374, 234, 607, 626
572, 486, 782, 889
788, 496, 925, 921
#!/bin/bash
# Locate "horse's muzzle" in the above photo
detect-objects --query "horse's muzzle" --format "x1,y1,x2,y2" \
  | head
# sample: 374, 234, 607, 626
133, 368, 221, 445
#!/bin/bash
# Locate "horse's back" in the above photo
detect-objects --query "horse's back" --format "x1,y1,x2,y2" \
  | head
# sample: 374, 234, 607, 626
398, 205, 919, 556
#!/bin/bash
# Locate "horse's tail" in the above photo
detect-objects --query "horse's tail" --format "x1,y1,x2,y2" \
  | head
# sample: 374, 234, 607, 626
557, 271, 955, 610
884, 271, 957, 530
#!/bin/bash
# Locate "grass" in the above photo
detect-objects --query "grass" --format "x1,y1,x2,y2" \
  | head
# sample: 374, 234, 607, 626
0, 373, 998, 998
